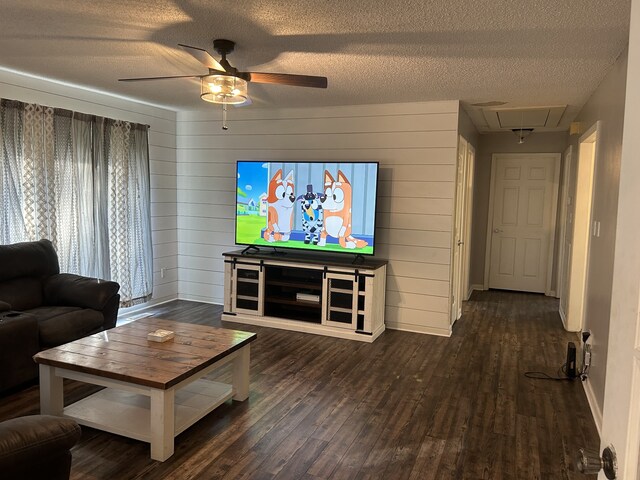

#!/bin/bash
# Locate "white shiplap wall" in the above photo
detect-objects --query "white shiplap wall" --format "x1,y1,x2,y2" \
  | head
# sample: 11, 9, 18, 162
0, 70, 178, 306
177, 101, 459, 335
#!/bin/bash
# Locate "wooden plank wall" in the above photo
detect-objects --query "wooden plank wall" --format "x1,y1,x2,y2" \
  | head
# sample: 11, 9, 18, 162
176, 101, 459, 335
0, 70, 179, 306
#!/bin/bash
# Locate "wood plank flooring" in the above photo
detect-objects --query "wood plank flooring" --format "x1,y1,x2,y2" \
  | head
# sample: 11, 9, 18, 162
0, 290, 599, 479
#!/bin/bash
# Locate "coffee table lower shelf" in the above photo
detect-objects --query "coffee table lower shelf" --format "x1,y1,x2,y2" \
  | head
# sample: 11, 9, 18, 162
63, 378, 233, 443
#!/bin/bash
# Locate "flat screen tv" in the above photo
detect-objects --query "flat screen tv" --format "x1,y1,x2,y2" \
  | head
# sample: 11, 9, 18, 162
235, 161, 379, 255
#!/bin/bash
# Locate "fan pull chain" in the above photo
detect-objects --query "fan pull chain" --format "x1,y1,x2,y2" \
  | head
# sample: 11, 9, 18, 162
222, 101, 228, 130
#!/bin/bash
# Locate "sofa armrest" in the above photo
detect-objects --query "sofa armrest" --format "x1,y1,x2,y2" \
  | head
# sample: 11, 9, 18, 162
0, 415, 81, 470
0, 301, 11, 312
44, 273, 120, 311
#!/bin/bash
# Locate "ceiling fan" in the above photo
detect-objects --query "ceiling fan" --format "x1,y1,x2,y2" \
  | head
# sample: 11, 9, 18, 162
119, 39, 328, 128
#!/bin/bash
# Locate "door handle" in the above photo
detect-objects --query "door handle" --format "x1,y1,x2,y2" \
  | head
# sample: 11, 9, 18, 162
576, 445, 617, 479
493, 228, 503, 233
457, 240, 464, 246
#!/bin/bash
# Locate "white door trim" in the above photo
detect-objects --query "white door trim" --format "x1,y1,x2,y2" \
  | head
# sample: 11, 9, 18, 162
483, 153, 562, 295
451, 135, 468, 325
463, 144, 476, 301
483, 156, 499, 291
545, 156, 562, 296
556, 146, 573, 298
566, 121, 600, 332
558, 146, 573, 323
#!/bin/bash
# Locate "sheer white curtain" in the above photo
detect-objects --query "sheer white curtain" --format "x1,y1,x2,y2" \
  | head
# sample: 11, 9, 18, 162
0, 99, 153, 307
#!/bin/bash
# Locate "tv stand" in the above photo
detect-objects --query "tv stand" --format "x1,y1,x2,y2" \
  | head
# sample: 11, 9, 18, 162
240, 245, 260, 255
269, 247, 287, 256
222, 250, 387, 342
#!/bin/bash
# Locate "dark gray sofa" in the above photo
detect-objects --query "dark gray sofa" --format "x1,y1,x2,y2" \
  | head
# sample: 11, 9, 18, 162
0, 239, 120, 392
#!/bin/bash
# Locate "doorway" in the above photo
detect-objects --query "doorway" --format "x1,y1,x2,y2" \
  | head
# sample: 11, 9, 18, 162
484, 153, 561, 294
564, 123, 599, 332
451, 136, 475, 324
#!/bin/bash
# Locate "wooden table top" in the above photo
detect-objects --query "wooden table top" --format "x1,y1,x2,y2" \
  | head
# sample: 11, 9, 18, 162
33, 318, 257, 390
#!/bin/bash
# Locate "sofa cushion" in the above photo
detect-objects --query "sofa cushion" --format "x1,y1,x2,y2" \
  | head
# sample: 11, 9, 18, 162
0, 239, 59, 282
27, 306, 104, 348
44, 274, 120, 311
0, 277, 43, 310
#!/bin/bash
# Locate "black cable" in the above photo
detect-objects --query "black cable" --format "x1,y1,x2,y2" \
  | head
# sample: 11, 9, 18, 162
524, 371, 573, 381
524, 362, 579, 381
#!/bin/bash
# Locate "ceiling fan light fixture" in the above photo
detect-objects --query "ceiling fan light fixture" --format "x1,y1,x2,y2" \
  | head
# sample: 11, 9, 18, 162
512, 128, 534, 144
201, 74, 247, 104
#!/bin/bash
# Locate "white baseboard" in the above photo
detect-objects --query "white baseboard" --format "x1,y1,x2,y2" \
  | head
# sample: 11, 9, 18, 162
178, 295, 224, 306
470, 284, 484, 295
559, 307, 568, 330
385, 322, 452, 337
117, 297, 177, 319
582, 377, 603, 436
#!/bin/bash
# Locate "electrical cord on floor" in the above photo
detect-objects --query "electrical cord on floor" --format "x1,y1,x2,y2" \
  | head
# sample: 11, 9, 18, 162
524, 363, 580, 381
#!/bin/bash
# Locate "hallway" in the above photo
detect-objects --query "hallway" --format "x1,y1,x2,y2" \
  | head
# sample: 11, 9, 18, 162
454, 289, 599, 478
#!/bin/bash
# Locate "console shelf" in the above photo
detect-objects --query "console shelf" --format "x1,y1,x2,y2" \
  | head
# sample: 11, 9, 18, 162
267, 280, 323, 290
222, 250, 387, 342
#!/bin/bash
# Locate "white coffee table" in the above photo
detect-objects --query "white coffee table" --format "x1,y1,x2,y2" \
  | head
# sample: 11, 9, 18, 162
34, 318, 256, 461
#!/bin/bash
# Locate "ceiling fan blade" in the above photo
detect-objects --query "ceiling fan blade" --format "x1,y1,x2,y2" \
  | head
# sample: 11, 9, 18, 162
119, 74, 205, 82
178, 43, 225, 72
240, 72, 327, 88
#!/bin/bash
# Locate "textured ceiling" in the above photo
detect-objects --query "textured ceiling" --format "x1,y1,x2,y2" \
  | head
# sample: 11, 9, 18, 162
0, 0, 631, 131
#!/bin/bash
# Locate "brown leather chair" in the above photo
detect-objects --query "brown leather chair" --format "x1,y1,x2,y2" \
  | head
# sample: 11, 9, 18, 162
0, 239, 120, 392
0, 415, 81, 480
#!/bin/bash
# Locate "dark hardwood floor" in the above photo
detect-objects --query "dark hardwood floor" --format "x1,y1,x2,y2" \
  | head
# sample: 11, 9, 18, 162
0, 290, 599, 479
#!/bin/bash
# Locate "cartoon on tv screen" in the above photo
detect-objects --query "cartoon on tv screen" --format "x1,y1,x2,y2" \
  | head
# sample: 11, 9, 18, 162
235, 161, 378, 255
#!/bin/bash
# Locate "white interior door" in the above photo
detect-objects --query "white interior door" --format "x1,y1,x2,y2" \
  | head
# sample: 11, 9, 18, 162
451, 136, 468, 324
485, 153, 561, 293
462, 144, 475, 301
599, 2, 640, 477
558, 146, 573, 323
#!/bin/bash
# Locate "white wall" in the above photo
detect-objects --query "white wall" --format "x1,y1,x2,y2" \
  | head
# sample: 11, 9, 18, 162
458, 106, 479, 148
176, 101, 460, 335
567, 46, 628, 430
0, 70, 178, 306
600, 0, 640, 468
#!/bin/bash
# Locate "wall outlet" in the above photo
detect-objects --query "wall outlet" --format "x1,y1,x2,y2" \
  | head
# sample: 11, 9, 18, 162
161, 267, 166, 279
584, 344, 592, 368
580, 330, 593, 380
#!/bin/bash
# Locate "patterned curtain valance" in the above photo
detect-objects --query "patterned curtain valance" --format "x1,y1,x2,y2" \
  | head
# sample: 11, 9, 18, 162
0, 98, 153, 307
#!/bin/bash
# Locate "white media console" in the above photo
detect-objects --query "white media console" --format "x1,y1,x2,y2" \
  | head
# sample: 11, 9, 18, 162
222, 250, 387, 342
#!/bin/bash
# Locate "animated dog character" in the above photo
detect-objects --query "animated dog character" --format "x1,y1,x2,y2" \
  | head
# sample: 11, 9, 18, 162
263, 169, 295, 242
319, 170, 368, 249
297, 184, 325, 245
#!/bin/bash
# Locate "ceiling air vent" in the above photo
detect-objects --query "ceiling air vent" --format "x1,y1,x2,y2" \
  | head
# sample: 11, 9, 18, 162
482, 106, 567, 130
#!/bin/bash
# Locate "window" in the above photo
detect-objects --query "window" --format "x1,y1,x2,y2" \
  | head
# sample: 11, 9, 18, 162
0, 99, 153, 306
